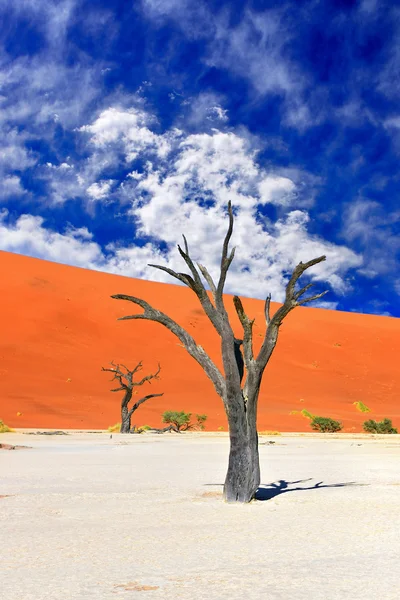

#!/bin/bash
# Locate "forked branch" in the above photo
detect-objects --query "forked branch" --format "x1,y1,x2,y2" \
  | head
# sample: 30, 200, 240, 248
111, 294, 226, 399
256, 256, 328, 371
102, 360, 160, 391
148, 240, 223, 334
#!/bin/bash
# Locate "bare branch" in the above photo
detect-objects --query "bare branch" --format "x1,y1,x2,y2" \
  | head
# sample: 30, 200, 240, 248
134, 363, 161, 387
233, 296, 254, 367
148, 264, 195, 289
149, 253, 223, 336
102, 360, 145, 390
182, 234, 189, 255
285, 256, 326, 303
112, 294, 226, 398
216, 202, 236, 306
256, 256, 328, 372
101, 365, 129, 390
297, 290, 329, 306
293, 282, 314, 301
197, 263, 217, 299
264, 293, 271, 326
221, 201, 234, 268
177, 242, 204, 288
128, 393, 164, 418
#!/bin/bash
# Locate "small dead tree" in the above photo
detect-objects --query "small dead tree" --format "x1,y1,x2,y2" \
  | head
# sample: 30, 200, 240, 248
112, 203, 328, 502
101, 361, 163, 433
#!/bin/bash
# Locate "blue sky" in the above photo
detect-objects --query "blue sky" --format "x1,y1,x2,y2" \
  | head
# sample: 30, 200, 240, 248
1, 0, 399, 316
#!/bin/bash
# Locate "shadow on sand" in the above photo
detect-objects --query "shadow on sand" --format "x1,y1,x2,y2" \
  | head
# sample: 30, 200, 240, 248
204, 479, 365, 501
254, 478, 363, 501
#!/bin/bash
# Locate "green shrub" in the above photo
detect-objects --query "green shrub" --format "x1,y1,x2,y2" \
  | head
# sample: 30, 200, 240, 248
162, 411, 192, 431
363, 418, 398, 434
310, 416, 343, 433
195, 414, 207, 430
353, 401, 371, 413
0, 420, 14, 433
161, 411, 208, 431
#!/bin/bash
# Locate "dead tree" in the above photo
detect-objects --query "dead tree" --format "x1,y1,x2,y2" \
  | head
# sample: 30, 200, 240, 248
101, 361, 163, 433
112, 203, 328, 502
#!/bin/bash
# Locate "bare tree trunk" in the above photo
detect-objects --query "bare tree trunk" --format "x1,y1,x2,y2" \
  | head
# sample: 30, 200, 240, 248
120, 390, 132, 433
223, 388, 260, 503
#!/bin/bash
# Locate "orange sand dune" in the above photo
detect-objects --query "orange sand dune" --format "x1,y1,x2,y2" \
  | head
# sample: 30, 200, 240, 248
1, 250, 399, 432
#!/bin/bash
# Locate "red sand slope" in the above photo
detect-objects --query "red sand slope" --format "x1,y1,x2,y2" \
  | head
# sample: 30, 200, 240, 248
1, 250, 399, 432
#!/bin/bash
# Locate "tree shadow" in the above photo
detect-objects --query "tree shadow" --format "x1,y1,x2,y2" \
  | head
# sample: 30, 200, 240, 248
203, 479, 366, 501
255, 478, 363, 501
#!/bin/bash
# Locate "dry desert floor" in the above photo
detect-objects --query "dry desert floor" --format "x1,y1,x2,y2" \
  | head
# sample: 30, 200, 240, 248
1, 432, 400, 599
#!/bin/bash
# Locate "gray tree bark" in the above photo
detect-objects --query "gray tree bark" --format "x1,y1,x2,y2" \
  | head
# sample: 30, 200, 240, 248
112, 202, 328, 502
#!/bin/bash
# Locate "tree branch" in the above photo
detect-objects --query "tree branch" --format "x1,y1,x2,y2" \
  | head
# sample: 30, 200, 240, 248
101, 364, 129, 390
297, 290, 329, 306
148, 264, 195, 289
128, 393, 164, 418
233, 296, 254, 367
216, 202, 235, 307
102, 360, 145, 390
285, 256, 326, 303
134, 363, 161, 387
264, 293, 271, 326
148, 250, 223, 335
111, 294, 226, 399
256, 256, 328, 372
197, 263, 217, 300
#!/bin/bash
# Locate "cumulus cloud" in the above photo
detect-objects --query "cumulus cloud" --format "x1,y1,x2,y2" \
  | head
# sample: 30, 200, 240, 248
79, 107, 174, 160
86, 179, 115, 201
0, 104, 361, 303
0, 211, 105, 268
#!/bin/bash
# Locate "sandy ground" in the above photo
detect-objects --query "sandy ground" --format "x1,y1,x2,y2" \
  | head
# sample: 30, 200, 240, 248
1, 432, 400, 599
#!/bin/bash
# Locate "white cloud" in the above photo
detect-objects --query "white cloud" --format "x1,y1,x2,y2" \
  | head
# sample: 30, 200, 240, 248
207, 106, 228, 122
0, 211, 105, 268
86, 179, 115, 201
0, 202, 361, 304
0, 175, 25, 199
258, 176, 295, 206
79, 107, 174, 160
0, 98, 362, 304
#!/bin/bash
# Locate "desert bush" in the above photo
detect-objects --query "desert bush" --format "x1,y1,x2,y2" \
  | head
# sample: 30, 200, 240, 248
107, 423, 121, 433
195, 414, 207, 430
363, 418, 398, 434
161, 411, 208, 431
162, 410, 192, 431
0, 420, 14, 433
353, 401, 371, 413
259, 430, 281, 436
310, 416, 343, 433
